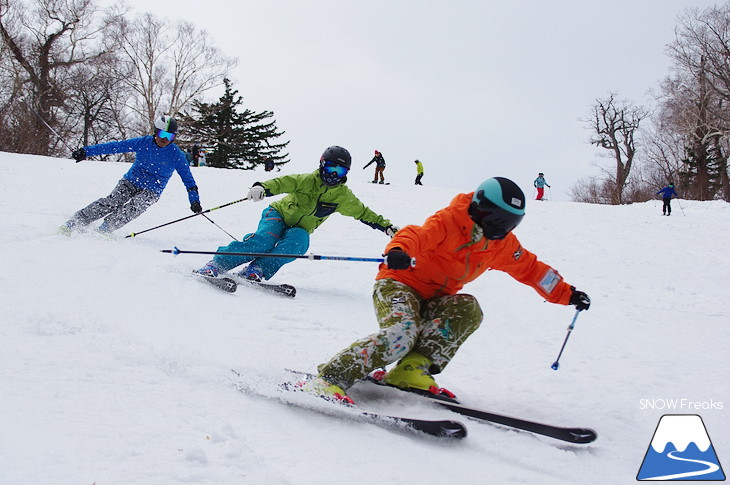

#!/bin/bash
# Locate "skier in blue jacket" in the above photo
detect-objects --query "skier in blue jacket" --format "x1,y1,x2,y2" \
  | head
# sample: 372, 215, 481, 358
61, 115, 202, 234
656, 183, 678, 216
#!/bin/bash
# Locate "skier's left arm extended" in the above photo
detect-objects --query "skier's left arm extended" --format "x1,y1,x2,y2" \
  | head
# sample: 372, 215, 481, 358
336, 190, 396, 235
174, 151, 202, 212
491, 234, 576, 305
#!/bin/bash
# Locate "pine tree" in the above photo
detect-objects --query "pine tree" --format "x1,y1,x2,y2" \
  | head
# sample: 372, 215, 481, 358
180, 79, 289, 169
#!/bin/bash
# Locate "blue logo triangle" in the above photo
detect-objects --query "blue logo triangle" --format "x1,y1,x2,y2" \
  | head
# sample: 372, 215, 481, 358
637, 414, 725, 481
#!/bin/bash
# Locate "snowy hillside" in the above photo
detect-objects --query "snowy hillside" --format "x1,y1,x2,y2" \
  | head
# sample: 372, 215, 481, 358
1, 152, 728, 485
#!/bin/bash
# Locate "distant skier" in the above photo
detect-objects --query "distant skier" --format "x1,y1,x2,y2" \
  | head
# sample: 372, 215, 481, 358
656, 183, 678, 216
363, 149, 386, 184
298, 177, 591, 403
264, 157, 275, 172
194, 146, 399, 282
414, 159, 424, 185
60, 115, 202, 234
534, 172, 550, 200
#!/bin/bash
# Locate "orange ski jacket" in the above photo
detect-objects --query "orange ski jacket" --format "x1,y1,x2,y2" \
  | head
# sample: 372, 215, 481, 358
377, 192, 574, 304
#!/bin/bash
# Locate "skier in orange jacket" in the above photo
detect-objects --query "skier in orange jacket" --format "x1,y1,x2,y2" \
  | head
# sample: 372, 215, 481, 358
303, 177, 591, 403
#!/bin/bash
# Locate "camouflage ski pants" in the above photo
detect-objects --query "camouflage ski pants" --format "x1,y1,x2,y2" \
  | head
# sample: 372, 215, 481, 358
318, 278, 483, 389
72, 179, 159, 231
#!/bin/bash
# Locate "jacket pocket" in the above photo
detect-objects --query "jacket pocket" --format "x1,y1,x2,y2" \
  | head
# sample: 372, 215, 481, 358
314, 201, 338, 218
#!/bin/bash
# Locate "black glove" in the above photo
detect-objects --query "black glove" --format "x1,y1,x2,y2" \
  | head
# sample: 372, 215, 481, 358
72, 148, 87, 162
384, 249, 413, 270
569, 287, 591, 311
190, 201, 202, 213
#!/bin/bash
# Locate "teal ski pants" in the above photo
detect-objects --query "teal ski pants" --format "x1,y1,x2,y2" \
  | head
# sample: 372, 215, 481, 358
212, 206, 309, 279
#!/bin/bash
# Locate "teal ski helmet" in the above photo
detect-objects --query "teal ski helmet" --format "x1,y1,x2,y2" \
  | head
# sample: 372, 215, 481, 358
468, 177, 525, 239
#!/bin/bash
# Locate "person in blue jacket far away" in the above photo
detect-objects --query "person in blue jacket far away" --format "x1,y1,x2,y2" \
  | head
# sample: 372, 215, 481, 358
60, 115, 202, 234
656, 183, 678, 216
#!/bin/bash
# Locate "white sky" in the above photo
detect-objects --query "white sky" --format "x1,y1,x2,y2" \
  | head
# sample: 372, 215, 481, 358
107, 0, 719, 199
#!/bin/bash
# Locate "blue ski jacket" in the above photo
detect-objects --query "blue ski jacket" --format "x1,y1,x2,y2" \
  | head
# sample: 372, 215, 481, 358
83, 136, 200, 204
656, 186, 677, 199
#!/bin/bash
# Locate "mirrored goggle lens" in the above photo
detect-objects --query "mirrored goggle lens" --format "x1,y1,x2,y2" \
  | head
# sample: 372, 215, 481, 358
322, 161, 348, 177
156, 129, 176, 141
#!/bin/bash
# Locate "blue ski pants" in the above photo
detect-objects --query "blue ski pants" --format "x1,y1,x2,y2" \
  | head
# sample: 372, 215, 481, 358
212, 206, 309, 279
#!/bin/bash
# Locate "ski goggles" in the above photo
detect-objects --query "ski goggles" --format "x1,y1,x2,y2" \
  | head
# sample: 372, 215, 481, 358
156, 129, 176, 141
321, 160, 349, 178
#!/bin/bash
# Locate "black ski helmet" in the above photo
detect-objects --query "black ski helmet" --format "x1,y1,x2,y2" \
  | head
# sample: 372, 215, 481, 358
468, 177, 526, 240
154, 115, 178, 134
319, 146, 352, 186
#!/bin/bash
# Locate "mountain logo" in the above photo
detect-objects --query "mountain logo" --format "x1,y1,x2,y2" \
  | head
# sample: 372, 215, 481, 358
637, 414, 725, 481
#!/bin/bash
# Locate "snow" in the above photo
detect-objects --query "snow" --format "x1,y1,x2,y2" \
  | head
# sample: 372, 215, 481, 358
1, 151, 728, 485
651, 415, 711, 453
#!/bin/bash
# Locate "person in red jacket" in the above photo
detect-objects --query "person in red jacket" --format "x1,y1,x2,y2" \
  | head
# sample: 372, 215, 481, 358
302, 177, 591, 403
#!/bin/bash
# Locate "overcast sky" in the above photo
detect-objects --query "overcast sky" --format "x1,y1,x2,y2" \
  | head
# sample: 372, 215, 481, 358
109, 0, 719, 200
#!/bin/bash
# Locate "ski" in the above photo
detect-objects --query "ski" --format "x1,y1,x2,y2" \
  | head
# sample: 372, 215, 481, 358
235, 277, 297, 298
196, 274, 237, 292
231, 370, 466, 439
194, 273, 296, 298
365, 376, 597, 444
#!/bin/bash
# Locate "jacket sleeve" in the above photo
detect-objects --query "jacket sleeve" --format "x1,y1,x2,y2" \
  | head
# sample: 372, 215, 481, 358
383, 209, 451, 256
490, 234, 573, 305
260, 173, 307, 195
336, 189, 392, 231
84, 137, 147, 157
175, 153, 200, 204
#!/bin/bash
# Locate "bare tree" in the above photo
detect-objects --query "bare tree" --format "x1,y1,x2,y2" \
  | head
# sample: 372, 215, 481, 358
0, 0, 119, 155
65, 54, 129, 147
110, 13, 236, 135
587, 93, 649, 204
641, 118, 689, 190
661, 5, 730, 200
568, 176, 612, 204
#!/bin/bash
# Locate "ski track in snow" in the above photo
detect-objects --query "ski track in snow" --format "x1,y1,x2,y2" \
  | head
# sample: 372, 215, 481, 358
0, 153, 728, 485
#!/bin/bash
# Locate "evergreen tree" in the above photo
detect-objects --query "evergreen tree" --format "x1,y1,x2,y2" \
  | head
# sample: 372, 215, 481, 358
180, 79, 289, 169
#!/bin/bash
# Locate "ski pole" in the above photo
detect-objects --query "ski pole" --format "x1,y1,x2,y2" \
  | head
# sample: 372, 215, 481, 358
125, 197, 248, 238
200, 213, 239, 241
677, 200, 686, 216
161, 247, 416, 266
551, 309, 582, 371
19, 97, 75, 153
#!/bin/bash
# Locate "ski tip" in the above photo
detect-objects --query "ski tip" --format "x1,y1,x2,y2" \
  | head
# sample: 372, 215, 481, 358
439, 421, 468, 439
569, 428, 598, 443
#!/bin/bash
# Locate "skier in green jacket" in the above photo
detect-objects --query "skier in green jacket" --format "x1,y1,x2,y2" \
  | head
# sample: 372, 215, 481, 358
195, 146, 399, 281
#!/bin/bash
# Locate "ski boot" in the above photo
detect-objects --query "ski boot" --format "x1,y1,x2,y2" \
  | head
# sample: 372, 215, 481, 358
380, 352, 457, 401
94, 221, 117, 240
240, 263, 264, 282
58, 219, 80, 236
294, 376, 354, 405
194, 260, 221, 277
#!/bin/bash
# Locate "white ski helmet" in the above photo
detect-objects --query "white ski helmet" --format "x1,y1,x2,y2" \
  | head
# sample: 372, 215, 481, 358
154, 115, 178, 134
